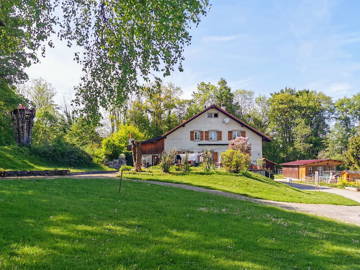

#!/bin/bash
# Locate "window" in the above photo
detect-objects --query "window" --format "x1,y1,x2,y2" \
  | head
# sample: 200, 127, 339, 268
232, 130, 241, 139
209, 130, 217, 141
207, 112, 218, 118
194, 130, 201, 141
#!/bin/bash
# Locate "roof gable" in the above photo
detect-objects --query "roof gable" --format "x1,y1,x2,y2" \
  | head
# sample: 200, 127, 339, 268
163, 104, 271, 142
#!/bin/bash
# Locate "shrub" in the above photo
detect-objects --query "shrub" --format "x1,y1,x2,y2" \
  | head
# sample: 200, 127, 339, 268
202, 150, 214, 172
160, 151, 175, 173
31, 139, 93, 167
221, 149, 250, 173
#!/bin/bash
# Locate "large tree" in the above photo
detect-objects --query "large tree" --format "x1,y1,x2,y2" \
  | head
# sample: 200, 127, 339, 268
266, 88, 333, 162
1, 0, 209, 119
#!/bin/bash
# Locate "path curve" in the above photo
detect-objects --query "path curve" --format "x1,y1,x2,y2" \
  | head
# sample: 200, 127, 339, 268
2, 173, 360, 226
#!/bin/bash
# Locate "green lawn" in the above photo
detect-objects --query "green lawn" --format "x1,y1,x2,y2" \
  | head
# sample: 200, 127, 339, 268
0, 178, 359, 269
124, 168, 359, 205
0, 145, 112, 172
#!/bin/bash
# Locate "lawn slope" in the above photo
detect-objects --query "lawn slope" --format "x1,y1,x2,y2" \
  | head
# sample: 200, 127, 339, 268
0, 145, 111, 172
0, 178, 359, 270
124, 168, 359, 205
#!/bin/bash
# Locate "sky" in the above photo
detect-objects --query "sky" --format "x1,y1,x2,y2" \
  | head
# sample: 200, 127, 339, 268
26, 0, 360, 104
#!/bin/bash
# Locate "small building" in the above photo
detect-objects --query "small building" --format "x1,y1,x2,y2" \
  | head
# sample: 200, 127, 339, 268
280, 159, 343, 180
340, 171, 360, 182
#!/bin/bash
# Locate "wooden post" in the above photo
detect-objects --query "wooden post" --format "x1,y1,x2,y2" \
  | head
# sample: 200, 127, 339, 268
11, 106, 36, 145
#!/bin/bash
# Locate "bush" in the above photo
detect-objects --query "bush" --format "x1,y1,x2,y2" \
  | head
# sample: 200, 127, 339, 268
160, 151, 175, 173
221, 149, 250, 173
31, 139, 93, 167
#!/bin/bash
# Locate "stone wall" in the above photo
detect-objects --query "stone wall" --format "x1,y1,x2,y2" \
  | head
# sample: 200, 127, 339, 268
0, 170, 70, 177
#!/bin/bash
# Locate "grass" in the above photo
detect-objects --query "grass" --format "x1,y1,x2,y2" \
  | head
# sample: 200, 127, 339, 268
124, 167, 359, 205
0, 178, 359, 270
0, 145, 112, 172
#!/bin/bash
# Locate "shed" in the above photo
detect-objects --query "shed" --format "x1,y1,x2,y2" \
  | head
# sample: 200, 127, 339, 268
280, 159, 343, 180
340, 171, 360, 182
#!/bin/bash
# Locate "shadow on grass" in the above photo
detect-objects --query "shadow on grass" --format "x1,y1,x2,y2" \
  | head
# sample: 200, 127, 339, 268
0, 178, 359, 270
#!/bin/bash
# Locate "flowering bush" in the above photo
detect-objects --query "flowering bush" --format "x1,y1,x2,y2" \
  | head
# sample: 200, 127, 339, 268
228, 136, 251, 153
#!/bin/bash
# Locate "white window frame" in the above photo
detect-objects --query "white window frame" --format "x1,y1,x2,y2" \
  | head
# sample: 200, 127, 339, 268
209, 130, 217, 141
194, 130, 201, 141
232, 130, 241, 139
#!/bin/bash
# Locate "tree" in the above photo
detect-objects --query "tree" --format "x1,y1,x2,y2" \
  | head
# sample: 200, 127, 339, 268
126, 83, 185, 137
102, 125, 144, 160
267, 88, 333, 162
1, 1, 209, 119
19, 78, 57, 110
345, 134, 360, 170
0, 1, 56, 84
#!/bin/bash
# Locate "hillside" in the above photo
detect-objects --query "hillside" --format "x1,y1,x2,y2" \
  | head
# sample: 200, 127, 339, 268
124, 167, 359, 205
0, 145, 111, 172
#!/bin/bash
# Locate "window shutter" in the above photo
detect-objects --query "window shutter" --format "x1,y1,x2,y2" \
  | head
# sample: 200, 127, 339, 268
228, 131, 232, 140
200, 131, 204, 141
241, 131, 246, 137
217, 131, 222, 141
190, 131, 194, 141
205, 131, 209, 141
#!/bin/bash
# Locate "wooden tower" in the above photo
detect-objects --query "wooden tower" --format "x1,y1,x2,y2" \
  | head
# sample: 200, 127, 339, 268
11, 105, 36, 145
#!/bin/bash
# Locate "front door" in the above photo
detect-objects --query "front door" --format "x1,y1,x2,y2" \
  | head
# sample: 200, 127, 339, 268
213, 152, 218, 163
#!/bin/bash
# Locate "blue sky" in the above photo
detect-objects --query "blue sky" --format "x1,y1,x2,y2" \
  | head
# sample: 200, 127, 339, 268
27, 0, 360, 104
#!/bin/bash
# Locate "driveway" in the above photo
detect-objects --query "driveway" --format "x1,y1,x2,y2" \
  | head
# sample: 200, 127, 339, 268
277, 180, 360, 203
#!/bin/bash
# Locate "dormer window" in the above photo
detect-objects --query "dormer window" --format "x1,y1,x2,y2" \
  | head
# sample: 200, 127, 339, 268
207, 112, 218, 118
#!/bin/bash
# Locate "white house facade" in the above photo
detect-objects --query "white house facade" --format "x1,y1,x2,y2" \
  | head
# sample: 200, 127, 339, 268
140, 105, 271, 166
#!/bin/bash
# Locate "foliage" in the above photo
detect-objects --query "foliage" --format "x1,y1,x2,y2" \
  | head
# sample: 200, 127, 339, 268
65, 117, 101, 148
202, 150, 214, 172
345, 134, 360, 170
1, 0, 209, 119
160, 151, 175, 173
0, 1, 56, 84
31, 139, 93, 167
221, 149, 250, 173
101, 125, 144, 161
266, 88, 333, 162
189, 78, 236, 115
126, 83, 186, 137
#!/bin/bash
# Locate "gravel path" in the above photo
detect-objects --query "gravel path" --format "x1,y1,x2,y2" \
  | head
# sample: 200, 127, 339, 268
2, 173, 360, 226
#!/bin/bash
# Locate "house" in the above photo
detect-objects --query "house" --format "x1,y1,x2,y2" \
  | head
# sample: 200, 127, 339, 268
280, 159, 343, 180
340, 171, 360, 183
139, 104, 271, 166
